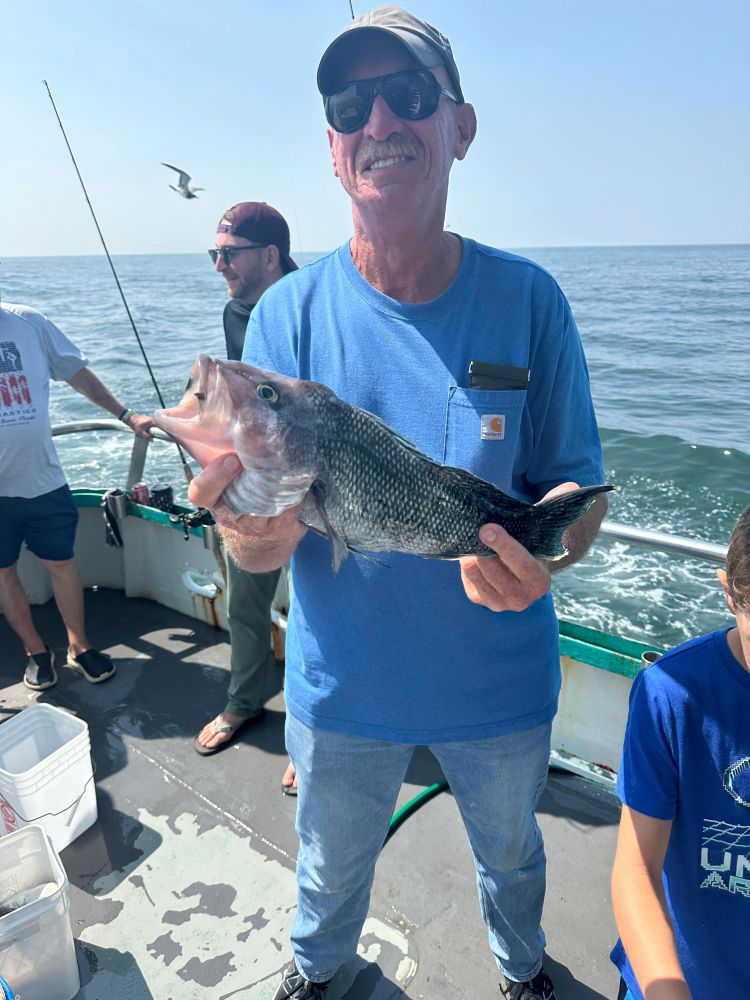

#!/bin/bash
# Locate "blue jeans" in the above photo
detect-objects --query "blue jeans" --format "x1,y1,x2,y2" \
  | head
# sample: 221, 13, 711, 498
286, 712, 552, 984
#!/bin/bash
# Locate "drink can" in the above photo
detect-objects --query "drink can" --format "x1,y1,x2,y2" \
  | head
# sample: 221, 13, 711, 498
132, 482, 150, 505
150, 483, 174, 513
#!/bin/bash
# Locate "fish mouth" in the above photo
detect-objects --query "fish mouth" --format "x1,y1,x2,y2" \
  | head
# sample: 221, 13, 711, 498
152, 356, 234, 468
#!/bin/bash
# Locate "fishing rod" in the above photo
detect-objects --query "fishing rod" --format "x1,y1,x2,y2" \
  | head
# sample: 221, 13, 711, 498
42, 80, 193, 484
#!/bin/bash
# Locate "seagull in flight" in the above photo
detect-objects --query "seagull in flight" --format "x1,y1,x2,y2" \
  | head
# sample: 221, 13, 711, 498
161, 163, 204, 199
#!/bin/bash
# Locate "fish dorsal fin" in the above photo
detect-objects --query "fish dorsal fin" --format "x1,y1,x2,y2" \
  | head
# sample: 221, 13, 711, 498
437, 465, 534, 518
306, 480, 351, 575
360, 408, 435, 462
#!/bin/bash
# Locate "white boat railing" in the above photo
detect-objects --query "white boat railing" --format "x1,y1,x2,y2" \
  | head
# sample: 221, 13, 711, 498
599, 521, 726, 563
52, 421, 729, 565
53, 419, 179, 492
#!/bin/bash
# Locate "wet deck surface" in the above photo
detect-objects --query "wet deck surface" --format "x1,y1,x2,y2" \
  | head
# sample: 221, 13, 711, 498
0, 588, 622, 1000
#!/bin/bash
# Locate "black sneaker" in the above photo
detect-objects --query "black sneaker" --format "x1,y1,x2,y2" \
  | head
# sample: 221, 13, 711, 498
273, 960, 331, 1000
67, 648, 116, 684
502, 968, 557, 1000
23, 645, 58, 690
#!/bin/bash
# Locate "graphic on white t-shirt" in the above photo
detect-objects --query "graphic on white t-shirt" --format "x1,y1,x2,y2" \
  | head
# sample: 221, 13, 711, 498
0, 341, 36, 423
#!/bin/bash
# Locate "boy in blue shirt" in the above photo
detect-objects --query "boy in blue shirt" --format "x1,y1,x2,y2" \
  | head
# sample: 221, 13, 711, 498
611, 505, 750, 999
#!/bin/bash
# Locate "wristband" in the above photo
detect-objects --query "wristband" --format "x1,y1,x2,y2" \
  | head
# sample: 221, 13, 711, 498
118, 408, 132, 423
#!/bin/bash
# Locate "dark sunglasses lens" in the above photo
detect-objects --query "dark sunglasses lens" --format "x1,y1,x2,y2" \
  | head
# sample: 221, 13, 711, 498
327, 81, 373, 134
208, 249, 219, 263
383, 71, 439, 120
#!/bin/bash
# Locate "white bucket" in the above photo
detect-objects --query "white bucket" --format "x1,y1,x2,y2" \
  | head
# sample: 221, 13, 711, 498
0, 824, 80, 1000
0, 704, 97, 851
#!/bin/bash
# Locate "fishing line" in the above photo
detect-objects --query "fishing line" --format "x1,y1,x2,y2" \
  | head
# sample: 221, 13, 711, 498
349, 0, 355, 18
42, 80, 193, 483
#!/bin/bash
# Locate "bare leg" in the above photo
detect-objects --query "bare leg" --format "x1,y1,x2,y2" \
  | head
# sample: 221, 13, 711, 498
0, 563, 47, 655
40, 557, 90, 657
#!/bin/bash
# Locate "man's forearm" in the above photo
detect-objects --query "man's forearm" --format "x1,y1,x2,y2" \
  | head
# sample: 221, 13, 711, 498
67, 367, 124, 416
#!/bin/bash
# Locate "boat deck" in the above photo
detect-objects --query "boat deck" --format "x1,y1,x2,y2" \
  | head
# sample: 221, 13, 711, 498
0, 588, 622, 1000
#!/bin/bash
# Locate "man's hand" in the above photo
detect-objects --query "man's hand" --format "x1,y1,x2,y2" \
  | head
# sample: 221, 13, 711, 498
126, 412, 155, 440
459, 481, 589, 612
459, 524, 551, 613
188, 453, 307, 571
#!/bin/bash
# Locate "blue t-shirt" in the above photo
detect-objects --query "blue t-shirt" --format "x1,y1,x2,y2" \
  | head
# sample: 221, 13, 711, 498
245, 239, 603, 742
611, 630, 750, 998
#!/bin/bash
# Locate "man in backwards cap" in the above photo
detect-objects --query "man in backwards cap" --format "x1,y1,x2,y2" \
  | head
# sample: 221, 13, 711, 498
196, 202, 299, 793
189, 6, 607, 999
212, 202, 298, 361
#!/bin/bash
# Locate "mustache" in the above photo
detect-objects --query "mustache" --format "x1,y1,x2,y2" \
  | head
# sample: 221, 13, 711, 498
356, 138, 420, 171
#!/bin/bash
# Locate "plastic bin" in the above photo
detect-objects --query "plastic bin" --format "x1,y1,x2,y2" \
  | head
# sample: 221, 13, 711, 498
0, 704, 97, 851
0, 824, 80, 1000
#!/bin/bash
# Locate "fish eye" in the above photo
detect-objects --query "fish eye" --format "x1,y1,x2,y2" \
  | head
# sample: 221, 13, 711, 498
194, 391, 206, 401
257, 383, 280, 404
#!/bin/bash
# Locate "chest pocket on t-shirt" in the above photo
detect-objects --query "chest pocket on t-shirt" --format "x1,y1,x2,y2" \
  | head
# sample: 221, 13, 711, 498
442, 387, 527, 491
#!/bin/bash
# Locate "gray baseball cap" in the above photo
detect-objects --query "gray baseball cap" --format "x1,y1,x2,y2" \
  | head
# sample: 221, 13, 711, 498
317, 4, 464, 103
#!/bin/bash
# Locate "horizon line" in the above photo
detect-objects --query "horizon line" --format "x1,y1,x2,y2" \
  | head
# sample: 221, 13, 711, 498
3, 241, 749, 260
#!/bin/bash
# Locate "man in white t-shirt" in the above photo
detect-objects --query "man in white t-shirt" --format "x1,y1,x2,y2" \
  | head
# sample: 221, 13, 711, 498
0, 301, 153, 689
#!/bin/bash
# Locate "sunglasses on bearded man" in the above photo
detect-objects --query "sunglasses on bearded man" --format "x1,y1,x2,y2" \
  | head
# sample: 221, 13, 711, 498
325, 68, 459, 135
207, 245, 268, 265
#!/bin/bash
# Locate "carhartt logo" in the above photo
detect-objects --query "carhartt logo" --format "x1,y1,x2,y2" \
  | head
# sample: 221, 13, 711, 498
481, 414, 505, 440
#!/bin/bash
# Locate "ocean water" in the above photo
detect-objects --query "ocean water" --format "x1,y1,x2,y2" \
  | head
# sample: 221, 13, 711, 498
2, 245, 748, 648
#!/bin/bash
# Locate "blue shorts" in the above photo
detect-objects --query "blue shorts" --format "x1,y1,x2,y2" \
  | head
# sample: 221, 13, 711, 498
0, 485, 79, 568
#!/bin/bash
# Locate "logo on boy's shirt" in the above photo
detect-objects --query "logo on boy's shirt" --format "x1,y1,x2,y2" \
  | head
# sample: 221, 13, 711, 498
723, 756, 750, 809
700, 818, 750, 898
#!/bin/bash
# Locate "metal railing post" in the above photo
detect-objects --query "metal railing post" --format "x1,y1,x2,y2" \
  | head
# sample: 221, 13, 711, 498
126, 435, 150, 489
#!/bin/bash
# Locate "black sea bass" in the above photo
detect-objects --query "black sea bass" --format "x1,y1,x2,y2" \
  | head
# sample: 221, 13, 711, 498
154, 356, 613, 573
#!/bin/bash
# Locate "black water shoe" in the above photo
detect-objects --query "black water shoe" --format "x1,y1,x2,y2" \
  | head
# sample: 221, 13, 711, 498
67, 648, 116, 684
23, 645, 57, 690
273, 960, 331, 1000
502, 968, 557, 1000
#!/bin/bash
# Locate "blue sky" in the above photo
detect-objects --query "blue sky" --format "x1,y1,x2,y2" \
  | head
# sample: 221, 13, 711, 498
3, 0, 748, 256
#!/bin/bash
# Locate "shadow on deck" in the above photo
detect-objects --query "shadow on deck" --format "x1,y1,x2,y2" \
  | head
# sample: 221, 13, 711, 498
0, 588, 621, 1000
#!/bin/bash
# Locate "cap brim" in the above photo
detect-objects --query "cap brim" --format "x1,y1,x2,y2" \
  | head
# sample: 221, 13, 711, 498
317, 25, 443, 96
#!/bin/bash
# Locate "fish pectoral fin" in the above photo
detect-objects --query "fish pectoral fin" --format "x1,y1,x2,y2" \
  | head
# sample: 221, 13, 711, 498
306, 481, 351, 575
348, 548, 389, 570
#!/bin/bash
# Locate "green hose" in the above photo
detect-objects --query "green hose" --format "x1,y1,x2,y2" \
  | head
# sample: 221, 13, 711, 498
383, 760, 568, 844
384, 781, 449, 844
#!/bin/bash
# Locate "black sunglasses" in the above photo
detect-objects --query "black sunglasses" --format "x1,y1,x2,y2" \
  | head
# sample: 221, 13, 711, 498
208, 245, 267, 265
325, 68, 458, 135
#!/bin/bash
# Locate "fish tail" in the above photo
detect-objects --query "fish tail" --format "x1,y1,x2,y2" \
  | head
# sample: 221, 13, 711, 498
522, 483, 614, 558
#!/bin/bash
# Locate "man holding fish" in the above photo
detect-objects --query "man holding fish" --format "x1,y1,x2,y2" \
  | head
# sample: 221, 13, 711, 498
179, 6, 608, 999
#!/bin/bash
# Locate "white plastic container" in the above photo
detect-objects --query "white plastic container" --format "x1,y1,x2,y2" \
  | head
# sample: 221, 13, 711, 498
0, 703, 97, 851
0, 824, 80, 1000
